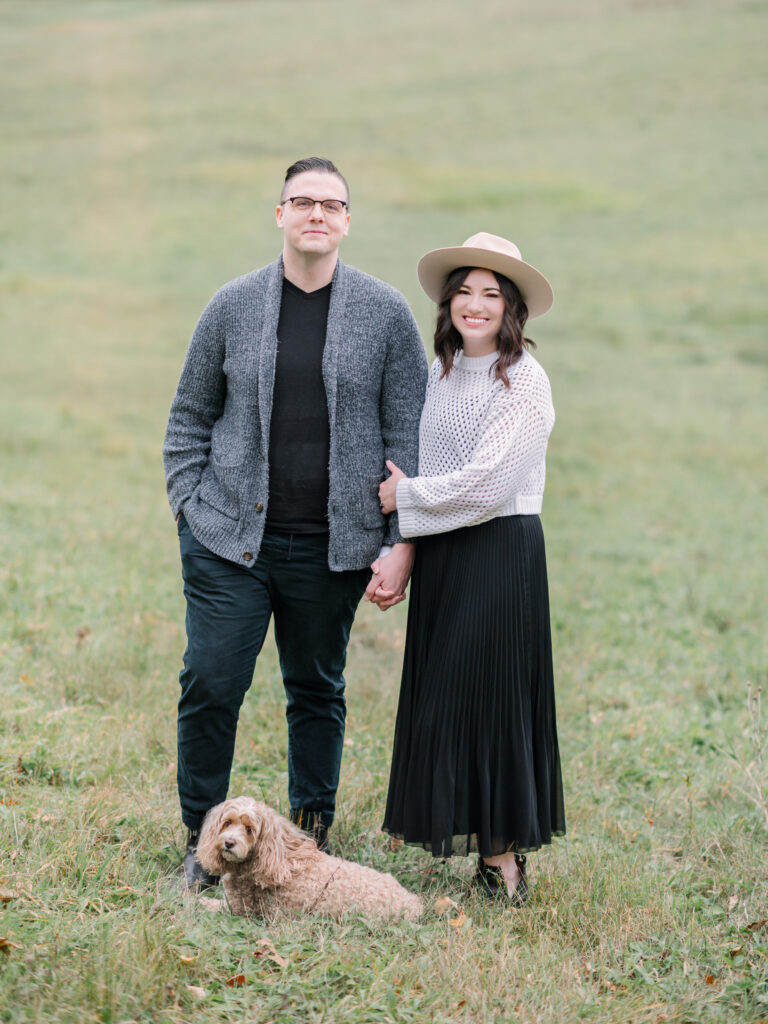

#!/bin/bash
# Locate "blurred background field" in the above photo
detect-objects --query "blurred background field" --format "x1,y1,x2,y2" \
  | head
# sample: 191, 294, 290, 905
1, 1, 766, 1022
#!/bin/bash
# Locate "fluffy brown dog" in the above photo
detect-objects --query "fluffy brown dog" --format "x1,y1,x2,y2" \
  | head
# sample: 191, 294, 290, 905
195, 797, 423, 922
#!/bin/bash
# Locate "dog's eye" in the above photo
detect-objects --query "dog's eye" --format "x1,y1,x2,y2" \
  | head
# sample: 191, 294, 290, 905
245, 826, 253, 835
222, 819, 232, 827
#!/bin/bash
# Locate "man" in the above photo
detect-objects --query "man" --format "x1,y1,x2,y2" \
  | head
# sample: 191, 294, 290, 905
163, 157, 427, 888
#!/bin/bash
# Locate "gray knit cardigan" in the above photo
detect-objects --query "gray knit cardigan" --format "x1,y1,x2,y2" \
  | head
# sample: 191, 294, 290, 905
163, 256, 428, 571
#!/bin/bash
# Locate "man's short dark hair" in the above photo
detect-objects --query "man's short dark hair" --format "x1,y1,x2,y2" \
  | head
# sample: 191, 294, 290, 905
282, 157, 350, 206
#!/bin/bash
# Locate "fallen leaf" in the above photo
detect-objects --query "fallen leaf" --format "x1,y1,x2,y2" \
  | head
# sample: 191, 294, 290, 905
186, 985, 206, 999
729, 947, 744, 958
253, 937, 289, 967
434, 896, 459, 915
0, 889, 16, 904
450, 910, 467, 930
226, 974, 247, 987
0, 938, 23, 954
179, 954, 196, 964
705, 975, 715, 985
728, 895, 739, 912
746, 920, 768, 933
196, 895, 222, 912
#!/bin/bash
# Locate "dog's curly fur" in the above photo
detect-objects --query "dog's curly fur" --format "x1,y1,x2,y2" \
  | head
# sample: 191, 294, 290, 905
196, 797, 422, 922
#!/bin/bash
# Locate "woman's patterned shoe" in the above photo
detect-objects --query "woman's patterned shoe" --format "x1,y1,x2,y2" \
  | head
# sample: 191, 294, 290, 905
475, 855, 529, 906
510, 855, 529, 907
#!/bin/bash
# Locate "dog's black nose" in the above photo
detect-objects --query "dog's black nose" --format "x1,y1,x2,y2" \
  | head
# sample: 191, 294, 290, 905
224, 840, 234, 849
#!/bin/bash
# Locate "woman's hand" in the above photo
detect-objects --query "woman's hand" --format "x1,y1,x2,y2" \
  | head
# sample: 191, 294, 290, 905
378, 460, 406, 514
363, 543, 415, 611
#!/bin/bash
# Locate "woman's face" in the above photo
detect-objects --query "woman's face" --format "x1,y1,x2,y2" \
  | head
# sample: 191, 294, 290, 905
449, 268, 505, 354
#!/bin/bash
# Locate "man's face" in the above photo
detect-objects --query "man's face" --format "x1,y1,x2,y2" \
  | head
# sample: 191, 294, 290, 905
276, 170, 350, 259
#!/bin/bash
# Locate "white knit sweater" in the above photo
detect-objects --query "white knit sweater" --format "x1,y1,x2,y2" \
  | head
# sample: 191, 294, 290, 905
395, 348, 555, 538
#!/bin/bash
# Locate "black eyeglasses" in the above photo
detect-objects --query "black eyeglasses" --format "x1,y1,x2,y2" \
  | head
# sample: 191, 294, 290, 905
282, 196, 348, 216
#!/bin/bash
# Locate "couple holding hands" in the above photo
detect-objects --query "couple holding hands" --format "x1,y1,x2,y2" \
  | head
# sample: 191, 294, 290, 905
163, 157, 565, 906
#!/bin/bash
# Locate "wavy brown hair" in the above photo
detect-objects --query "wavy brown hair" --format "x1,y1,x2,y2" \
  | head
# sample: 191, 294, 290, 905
434, 267, 535, 387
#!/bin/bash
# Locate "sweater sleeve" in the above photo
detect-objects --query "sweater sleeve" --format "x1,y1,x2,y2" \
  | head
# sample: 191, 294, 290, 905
395, 389, 552, 537
162, 291, 227, 516
378, 301, 428, 546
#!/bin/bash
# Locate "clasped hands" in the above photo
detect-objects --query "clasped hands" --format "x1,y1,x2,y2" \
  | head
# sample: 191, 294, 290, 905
363, 461, 410, 611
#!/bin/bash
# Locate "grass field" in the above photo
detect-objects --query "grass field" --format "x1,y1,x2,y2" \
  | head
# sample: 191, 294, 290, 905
1, 1, 767, 1021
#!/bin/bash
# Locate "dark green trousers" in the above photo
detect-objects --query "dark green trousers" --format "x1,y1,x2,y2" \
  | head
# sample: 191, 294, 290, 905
176, 515, 369, 831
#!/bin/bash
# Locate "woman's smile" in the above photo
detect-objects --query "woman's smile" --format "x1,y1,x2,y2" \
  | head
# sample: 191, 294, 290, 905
450, 268, 505, 354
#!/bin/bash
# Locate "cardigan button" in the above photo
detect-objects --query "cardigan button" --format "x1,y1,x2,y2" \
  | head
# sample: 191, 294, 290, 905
254, 502, 264, 513
243, 552, 253, 562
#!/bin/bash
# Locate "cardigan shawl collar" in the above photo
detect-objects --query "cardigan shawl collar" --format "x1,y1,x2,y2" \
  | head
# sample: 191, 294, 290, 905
255, 256, 348, 460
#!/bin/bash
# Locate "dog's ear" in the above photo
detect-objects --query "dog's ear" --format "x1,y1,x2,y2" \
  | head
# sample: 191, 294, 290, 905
195, 803, 228, 874
249, 804, 297, 888
239, 812, 258, 851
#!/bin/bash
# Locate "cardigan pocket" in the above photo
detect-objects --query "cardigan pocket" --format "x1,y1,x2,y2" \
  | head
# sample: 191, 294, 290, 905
349, 472, 386, 529
198, 461, 241, 520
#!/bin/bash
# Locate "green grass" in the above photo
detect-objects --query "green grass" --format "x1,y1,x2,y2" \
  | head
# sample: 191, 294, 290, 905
1, 0, 767, 1021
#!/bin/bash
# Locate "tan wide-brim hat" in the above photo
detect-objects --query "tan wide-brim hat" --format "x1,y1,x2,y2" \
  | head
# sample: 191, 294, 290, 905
417, 232, 554, 319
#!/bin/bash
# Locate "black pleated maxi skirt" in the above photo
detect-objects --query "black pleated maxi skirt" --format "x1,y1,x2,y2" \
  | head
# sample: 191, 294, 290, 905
382, 514, 565, 858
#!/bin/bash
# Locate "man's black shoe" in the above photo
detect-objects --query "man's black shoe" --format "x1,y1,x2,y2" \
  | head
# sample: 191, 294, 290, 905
178, 829, 219, 891
290, 808, 330, 853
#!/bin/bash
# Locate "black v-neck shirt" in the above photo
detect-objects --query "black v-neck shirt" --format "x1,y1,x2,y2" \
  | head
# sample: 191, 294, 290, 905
266, 277, 332, 533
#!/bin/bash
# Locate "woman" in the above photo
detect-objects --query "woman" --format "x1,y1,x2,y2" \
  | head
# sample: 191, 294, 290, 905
377, 232, 565, 904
